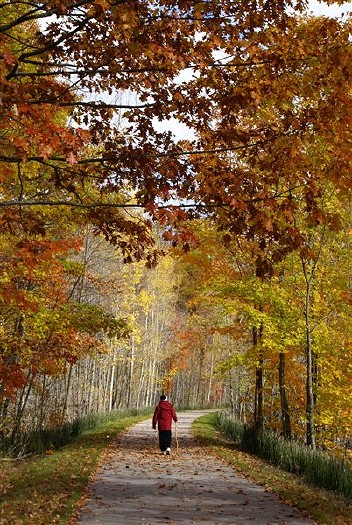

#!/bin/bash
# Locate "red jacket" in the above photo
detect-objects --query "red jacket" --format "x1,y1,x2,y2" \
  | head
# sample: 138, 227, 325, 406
152, 400, 178, 430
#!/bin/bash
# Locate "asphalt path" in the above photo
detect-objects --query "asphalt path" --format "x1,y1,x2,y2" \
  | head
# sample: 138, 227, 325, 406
75, 410, 315, 525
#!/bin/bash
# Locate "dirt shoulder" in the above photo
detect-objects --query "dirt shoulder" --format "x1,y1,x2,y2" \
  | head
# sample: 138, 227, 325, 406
75, 410, 315, 525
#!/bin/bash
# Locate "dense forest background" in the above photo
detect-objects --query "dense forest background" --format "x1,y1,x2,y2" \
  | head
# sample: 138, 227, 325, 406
0, 1, 351, 459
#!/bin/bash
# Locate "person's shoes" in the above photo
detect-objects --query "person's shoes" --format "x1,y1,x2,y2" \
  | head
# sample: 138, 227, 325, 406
160, 450, 166, 455
166, 447, 171, 455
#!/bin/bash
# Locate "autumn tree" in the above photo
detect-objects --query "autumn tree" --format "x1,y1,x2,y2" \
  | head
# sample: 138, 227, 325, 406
2, 4, 351, 278
284, 189, 352, 450
3, 1, 332, 230
160, 10, 352, 445
166, 222, 252, 410
170, 200, 351, 449
0, 2, 160, 266
175, 13, 351, 265
2, 2, 351, 273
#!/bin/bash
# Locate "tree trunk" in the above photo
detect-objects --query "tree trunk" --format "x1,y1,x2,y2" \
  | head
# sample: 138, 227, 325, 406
305, 310, 316, 449
87, 360, 96, 413
61, 363, 73, 424
253, 324, 264, 430
302, 262, 316, 450
228, 369, 235, 414
10, 372, 34, 447
127, 337, 135, 407
109, 362, 116, 411
279, 352, 292, 439
207, 348, 214, 406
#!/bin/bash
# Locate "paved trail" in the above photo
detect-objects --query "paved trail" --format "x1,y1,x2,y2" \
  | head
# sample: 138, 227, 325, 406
76, 411, 315, 525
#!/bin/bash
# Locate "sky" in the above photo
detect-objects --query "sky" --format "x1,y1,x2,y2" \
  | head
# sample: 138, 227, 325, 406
308, 0, 352, 17
153, 1, 352, 141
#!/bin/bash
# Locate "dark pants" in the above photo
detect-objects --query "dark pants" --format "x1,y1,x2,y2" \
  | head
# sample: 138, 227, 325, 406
158, 430, 172, 451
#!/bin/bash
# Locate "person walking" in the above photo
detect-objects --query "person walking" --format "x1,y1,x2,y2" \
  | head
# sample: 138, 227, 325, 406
152, 394, 178, 455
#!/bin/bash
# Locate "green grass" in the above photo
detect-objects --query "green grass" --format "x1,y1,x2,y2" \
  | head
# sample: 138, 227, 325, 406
2, 408, 150, 457
192, 413, 352, 525
0, 410, 151, 525
215, 411, 352, 499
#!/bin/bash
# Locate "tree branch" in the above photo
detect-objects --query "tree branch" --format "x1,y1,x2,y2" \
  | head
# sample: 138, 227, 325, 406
0, 1, 92, 33
0, 141, 263, 165
26, 100, 156, 109
0, 199, 226, 209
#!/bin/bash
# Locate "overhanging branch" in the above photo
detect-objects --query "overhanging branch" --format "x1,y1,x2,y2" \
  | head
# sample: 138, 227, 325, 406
0, 140, 263, 165
27, 100, 156, 109
0, 200, 223, 209
0, 200, 142, 208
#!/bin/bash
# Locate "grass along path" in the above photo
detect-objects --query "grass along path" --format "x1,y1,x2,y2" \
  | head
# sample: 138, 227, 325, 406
1, 411, 350, 525
192, 413, 352, 525
0, 413, 150, 525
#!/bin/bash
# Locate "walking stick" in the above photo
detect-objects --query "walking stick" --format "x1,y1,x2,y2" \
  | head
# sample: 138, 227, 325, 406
174, 421, 179, 453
